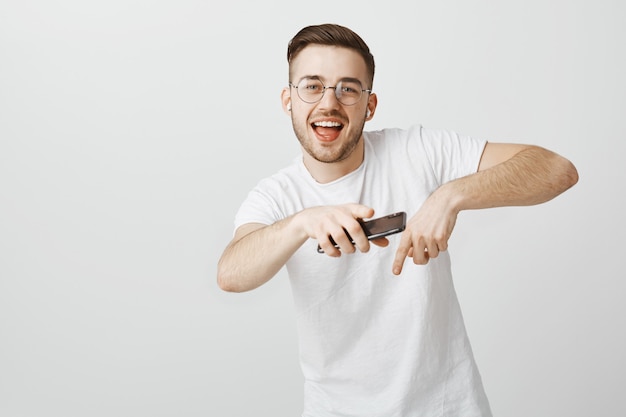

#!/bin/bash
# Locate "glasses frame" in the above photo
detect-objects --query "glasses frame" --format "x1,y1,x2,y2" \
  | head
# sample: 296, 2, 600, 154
289, 78, 372, 106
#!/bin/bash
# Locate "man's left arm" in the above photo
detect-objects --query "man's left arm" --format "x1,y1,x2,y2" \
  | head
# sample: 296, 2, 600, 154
464, 142, 579, 208
392, 143, 579, 274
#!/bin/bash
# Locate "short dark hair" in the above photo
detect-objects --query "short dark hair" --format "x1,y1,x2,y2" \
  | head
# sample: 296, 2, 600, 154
287, 23, 375, 88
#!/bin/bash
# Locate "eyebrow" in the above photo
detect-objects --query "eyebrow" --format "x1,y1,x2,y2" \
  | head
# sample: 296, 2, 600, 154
297, 75, 365, 86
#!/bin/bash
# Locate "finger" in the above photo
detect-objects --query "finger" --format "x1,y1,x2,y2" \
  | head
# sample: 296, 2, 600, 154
370, 237, 389, 248
344, 222, 369, 253
350, 204, 375, 220
425, 242, 440, 259
411, 242, 429, 265
333, 229, 356, 254
318, 239, 341, 257
392, 234, 412, 275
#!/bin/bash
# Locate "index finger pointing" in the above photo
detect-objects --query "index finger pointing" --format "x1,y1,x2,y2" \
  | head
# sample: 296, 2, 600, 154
392, 233, 412, 275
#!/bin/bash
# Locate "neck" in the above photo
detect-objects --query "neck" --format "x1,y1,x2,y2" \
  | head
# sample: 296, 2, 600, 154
302, 140, 365, 184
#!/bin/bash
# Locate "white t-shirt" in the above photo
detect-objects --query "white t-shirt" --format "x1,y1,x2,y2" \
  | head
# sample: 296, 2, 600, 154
234, 125, 492, 417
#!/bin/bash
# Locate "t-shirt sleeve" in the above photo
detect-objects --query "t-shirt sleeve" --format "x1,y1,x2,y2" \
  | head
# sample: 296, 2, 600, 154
233, 179, 283, 232
418, 125, 487, 185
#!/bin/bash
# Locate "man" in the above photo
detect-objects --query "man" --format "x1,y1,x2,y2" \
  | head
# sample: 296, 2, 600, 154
217, 23, 578, 417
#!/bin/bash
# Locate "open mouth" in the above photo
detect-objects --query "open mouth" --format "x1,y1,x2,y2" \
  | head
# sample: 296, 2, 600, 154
312, 120, 344, 142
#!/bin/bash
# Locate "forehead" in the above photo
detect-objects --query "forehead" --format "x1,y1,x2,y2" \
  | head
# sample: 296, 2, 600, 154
290, 45, 368, 83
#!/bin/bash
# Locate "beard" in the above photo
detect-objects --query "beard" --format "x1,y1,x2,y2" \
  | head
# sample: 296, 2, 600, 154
291, 112, 365, 164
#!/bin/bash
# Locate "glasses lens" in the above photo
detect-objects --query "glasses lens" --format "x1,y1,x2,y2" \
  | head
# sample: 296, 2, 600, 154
296, 78, 324, 103
335, 80, 363, 105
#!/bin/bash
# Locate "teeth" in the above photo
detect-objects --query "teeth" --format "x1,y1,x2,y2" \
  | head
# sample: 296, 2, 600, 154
313, 121, 342, 127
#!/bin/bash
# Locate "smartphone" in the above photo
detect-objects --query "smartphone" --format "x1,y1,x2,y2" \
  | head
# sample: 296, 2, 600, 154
316, 211, 407, 253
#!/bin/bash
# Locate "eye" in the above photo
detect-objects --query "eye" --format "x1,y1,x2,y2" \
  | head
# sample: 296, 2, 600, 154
300, 78, 323, 92
339, 81, 361, 95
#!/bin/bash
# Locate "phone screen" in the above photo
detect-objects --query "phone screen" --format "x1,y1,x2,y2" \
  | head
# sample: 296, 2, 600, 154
317, 211, 406, 253
360, 211, 406, 240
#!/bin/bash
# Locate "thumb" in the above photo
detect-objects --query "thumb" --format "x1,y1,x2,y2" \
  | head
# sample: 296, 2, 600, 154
351, 204, 375, 220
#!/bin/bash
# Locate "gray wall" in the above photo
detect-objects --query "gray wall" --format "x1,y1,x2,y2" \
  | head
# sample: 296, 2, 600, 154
1, 1, 624, 416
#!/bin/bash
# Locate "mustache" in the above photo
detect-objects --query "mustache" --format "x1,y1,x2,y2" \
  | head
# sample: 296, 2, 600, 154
309, 110, 346, 122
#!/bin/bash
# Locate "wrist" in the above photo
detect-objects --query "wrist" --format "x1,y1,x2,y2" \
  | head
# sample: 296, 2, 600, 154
437, 180, 466, 214
289, 210, 313, 242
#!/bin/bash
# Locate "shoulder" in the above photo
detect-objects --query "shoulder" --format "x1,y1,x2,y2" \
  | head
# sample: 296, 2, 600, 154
236, 156, 310, 220
363, 125, 424, 151
234, 159, 303, 229
363, 125, 422, 141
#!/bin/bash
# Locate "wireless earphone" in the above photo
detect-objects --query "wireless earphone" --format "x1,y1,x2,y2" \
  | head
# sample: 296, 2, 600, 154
366, 109, 371, 118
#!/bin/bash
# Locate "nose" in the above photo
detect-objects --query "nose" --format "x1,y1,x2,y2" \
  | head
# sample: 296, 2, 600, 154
318, 86, 341, 108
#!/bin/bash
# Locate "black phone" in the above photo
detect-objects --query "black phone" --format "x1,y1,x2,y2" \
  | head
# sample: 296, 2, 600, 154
316, 211, 407, 253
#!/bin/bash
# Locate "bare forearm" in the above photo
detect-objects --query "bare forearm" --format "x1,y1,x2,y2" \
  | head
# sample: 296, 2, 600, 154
393, 145, 577, 274
217, 216, 308, 293
445, 146, 579, 211
217, 203, 377, 292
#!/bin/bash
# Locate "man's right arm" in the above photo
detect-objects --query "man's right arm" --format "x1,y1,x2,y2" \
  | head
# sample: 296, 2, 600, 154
217, 217, 308, 292
217, 204, 378, 292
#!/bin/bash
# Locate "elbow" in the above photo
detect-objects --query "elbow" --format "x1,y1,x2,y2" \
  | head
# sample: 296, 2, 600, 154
216, 260, 244, 293
560, 157, 579, 191
217, 274, 233, 292
217, 269, 245, 293
539, 146, 579, 192
544, 156, 579, 203
217, 278, 243, 293
217, 261, 260, 293
568, 161, 579, 188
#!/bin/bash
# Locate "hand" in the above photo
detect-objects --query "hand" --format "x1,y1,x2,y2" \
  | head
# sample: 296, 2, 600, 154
392, 188, 459, 274
298, 204, 381, 256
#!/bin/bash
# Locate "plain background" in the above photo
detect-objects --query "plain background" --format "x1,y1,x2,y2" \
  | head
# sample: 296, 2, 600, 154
1, 1, 624, 416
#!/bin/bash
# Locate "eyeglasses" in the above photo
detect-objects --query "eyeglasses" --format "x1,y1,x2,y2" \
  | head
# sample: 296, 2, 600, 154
289, 77, 372, 106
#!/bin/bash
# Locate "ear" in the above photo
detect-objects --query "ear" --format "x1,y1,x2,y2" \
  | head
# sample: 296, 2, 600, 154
365, 92, 378, 121
281, 87, 292, 115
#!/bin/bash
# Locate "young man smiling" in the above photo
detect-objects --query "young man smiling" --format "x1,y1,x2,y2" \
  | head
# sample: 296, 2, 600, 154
218, 23, 578, 417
